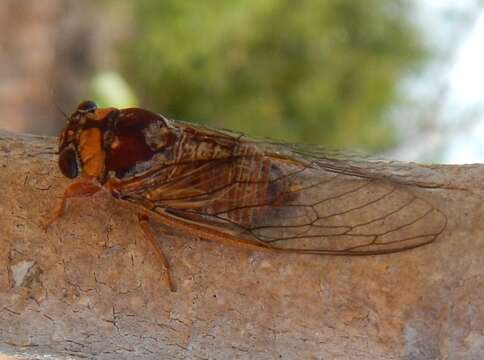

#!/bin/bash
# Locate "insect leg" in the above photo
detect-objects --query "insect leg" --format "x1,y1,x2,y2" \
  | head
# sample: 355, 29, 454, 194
43, 179, 102, 230
137, 214, 175, 292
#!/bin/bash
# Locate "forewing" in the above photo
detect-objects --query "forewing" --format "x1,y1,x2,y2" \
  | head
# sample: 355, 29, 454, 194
116, 125, 447, 255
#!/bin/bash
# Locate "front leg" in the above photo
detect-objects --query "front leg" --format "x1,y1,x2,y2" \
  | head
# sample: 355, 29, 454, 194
43, 178, 102, 230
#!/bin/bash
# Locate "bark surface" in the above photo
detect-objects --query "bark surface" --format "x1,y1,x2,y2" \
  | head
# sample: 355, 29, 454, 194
0, 130, 483, 360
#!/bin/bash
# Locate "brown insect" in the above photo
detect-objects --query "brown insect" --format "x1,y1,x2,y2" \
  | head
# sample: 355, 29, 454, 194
45, 100, 447, 291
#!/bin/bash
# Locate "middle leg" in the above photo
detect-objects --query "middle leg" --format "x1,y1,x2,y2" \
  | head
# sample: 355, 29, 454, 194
137, 214, 175, 292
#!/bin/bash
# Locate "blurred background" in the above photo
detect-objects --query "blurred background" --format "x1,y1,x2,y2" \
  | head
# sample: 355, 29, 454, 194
1, 0, 484, 163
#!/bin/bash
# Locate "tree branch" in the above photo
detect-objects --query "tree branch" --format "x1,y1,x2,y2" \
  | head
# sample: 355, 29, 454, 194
1, 130, 483, 359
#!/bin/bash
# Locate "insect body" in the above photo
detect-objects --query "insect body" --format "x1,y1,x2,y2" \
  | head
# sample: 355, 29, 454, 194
46, 101, 447, 291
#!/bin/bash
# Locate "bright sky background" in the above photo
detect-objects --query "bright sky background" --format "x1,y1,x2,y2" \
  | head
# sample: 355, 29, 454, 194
445, 9, 484, 164
408, 0, 484, 163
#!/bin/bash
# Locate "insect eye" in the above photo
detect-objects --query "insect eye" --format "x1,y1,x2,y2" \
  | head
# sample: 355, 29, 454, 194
59, 146, 80, 179
76, 100, 98, 113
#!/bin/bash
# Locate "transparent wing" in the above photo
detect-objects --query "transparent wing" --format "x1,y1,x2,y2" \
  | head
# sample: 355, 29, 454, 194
115, 127, 447, 255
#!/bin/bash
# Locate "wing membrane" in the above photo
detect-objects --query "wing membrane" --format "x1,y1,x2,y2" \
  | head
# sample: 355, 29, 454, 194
115, 124, 447, 255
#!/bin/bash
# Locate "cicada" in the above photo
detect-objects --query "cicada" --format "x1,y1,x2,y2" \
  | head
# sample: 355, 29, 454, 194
45, 100, 447, 291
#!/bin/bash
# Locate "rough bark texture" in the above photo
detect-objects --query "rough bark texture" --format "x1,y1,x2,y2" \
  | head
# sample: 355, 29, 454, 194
0, 130, 483, 360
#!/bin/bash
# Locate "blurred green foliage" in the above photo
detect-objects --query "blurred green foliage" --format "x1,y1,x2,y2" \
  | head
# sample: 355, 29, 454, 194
119, 0, 426, 151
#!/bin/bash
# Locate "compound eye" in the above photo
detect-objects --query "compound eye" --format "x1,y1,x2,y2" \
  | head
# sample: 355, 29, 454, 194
59, 146, 80, 179
76, 100, 98, 113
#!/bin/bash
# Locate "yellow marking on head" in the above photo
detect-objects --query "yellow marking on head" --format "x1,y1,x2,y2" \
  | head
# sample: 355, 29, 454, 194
79, 128, 105, 178
93, 107, 116, 122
